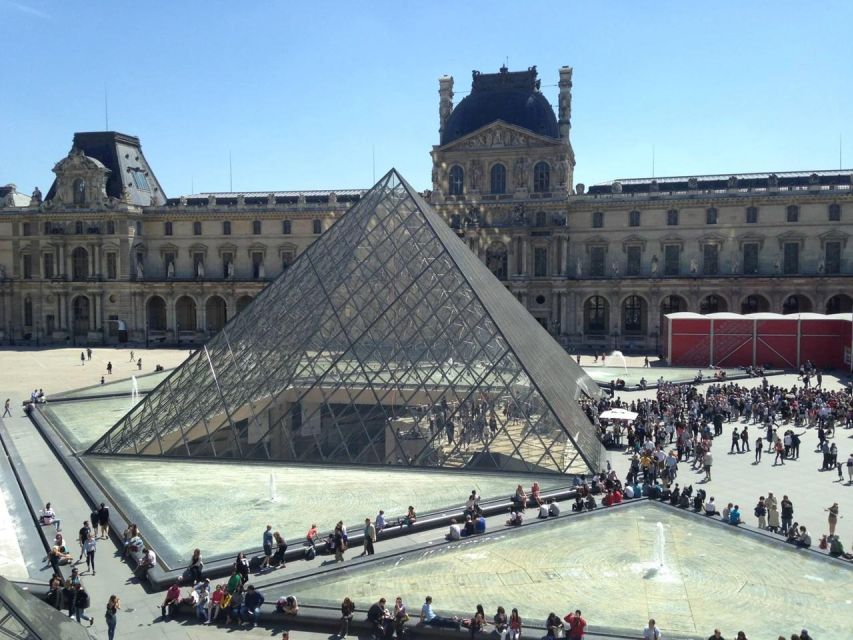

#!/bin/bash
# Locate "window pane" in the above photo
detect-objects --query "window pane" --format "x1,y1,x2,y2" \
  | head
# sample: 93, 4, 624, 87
490, 164, 506, 194
533, 162, 550, 192
706, 208, 717, 224
667, 210, 678, 226
592, 212, 603, 228
743, 243, 759, 275
828, 204, 841, 221
449, 166, 464, 195
626, 246, 641, 276
664, 245, 679, 275
590, 247, 605, 277
825, 242, 841, 274
787, 206, 799, 222
746, 207, 758, 223
703, 244, 719, 275
783, 243, 799, 274
629, 210, 640, 227
533, 247, 548, 277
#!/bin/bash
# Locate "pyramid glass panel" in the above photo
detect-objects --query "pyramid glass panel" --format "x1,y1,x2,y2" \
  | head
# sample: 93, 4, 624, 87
89, 170, 605, 475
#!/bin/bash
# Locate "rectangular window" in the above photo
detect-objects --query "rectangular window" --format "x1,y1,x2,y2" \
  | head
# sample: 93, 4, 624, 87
825, 241, 841, 274
783, 242, 799, 274
666, 209, 678, 226
222, 252, 233, 278
252, 251, 264, 279
703, 244, 719, 275
193, 252, 205, 276
786, 205, 799, 223
533, 247, 548, 277
135, 221, 142, 236
743, 243, 759, 275
312, 219, 322, 234
24, 299, 32, 327
22, 222, 31, 236
706, 208, 717, 224
626, 246, 641, 276
107, 253, 117, 279
44, 221, 51, 235
592, 211, 603, 228
282, 220, 292, 234
193, 221, 202, 235
282, 250, 295, 271
252, 220, 262, 235
746, 206, 758, 224
131, 170, 150, 191
22, 254, 32, 279
164, 221, 173, 236
663, 245, 680, 275
629, 210, 640, 227
43, 253, 55, 279
828, 204, 841, 221
223, 221, 231, 235
106, 220, 115, 235
589, 246, 605, 277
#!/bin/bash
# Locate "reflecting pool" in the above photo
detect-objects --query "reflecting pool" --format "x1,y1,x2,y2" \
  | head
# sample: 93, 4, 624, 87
292, 503, 851, 638
42, 397, 139, 450
85, 457, 567, 568
583, 366, 741, 387
53, 370, 172, 400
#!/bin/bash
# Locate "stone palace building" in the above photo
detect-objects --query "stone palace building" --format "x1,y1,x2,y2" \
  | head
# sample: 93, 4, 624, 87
1, 65, 851, 351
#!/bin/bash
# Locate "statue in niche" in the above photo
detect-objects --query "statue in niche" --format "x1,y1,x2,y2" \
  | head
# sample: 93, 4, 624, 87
731, 256, 739, 274
136, 261, 144, 279
818, 260, 825, 274
469, 160, 482, 191
513, 157, 527, 189
556, 159, 568, 187
650, 254, 659, 276
690, 258, 699, 274
611, 261, 619, 276
197, 261, 205, 278
167, 261, 175, 279
512, 204, 528, 226
773, 259, 781, 274
576, 257, 583, 278
227, 261, 234, 278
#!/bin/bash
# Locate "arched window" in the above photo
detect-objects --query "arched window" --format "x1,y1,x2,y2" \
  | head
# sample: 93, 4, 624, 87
146, 296, 167, 331
741, 294, 769, 314
660, 295, 685, 315
72, 178, 86, 205
252, 220, 262, 235
786, 205, 799, 223
622, 295, 646, 334
828, 203, 841, 221
700, 294, 726, 314
490, 164, 506, 194
782, 295, 812, 315
584, 296, 608, 334
825, 294, 853, 313
705, 207, 718, 225
448, 165, 464, 195
533, 162, 550, 192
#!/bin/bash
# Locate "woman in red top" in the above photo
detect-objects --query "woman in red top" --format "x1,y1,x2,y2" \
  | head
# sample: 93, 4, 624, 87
564, 610, 586, 639
508, 608, 522, 640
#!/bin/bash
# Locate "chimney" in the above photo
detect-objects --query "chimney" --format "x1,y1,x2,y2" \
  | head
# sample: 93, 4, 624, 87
438, 75, 454, 137
557, 66, 573, 141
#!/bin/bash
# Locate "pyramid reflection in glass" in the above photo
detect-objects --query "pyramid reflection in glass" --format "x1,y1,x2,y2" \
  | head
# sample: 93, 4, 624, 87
90, 170, 603, 475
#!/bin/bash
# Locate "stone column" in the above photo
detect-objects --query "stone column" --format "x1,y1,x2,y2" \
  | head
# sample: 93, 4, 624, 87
94, 293, 102, 331
199, 296, 207, 333
58, 245, 66, 278
560, 291, 570, 334
520, 238, 529, 276
166, 295, 176, 333
561, 237, 570, 276
58, 293, 67, 330
507, 240, 517, 277
93, 245, 101, 278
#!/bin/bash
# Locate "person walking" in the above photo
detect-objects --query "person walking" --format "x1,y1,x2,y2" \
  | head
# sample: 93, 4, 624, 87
754, 437, 763, 463
703, 451, 713, 481
106, 361, 113, 375
825, 502, 840, 536
71, 584, 94, 626
847, 452, 853, 483
105, 595, 119, 640
2, 399, 11, 417
80, 352, 85, 366
77, 521, 91, 561
129, 350, 135, 362
97, 503, 110, 539
83, 533, 97, 575
362, 517, 376, 556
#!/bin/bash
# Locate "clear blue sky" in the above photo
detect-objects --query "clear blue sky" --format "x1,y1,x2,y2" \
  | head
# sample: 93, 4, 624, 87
3, 0, 852, 197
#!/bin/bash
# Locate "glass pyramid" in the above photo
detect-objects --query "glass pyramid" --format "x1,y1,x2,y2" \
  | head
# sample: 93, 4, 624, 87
90, 170, 604, 475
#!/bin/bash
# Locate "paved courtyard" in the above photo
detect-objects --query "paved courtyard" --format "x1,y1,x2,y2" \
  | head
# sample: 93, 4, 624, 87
0, 347, 850, 639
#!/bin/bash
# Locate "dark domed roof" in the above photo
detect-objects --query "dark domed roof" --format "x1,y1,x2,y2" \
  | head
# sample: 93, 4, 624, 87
441, 66, 558, 145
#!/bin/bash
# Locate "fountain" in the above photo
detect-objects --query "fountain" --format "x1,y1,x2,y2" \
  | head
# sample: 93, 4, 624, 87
607, 350, 628, 374
130, 376, 140, 407
269, 473, 278, 503
654, 521, 666, 567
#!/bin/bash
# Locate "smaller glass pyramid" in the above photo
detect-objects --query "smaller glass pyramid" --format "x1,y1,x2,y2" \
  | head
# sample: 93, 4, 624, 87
90, 170, 604, 475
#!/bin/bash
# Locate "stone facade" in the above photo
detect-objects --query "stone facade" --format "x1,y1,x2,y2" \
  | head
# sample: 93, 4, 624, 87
430, 67, 853, 353
1, 67, 851, 351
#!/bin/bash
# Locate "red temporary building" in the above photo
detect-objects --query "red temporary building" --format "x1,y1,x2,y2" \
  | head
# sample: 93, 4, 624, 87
663, 312, 853, 370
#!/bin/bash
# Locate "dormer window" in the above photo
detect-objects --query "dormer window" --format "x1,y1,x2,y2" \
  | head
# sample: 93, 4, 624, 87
131, 169, 150, 191
73, 178, 86, 205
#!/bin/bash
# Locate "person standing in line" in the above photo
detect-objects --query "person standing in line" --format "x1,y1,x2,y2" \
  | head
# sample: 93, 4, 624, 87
825, 502, 840, 536
362, 517, 376, 556
2, 399, 11, 417
105, 595, 119, 640
83, 533, 97, 575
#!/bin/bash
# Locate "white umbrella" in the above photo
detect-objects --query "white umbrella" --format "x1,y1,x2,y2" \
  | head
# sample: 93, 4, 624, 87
599, 408, 638, 420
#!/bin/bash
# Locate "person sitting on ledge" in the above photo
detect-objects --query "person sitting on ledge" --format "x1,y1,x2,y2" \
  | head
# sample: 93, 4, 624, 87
136, 547, 156, 578
538, 500, 550, 519
829, 535, 853, 560
571, 496, 584, 512
548, 499, 561, 517
161, 580, 182, 619
475, 513, 487, 533
530, 482, 543, 507
584, 494, 597, 510
728, 505, 742, 525
419, 596, 460, 630
786, 522, 801, 544
721, 503, 733, 522
277, 595, 299, 616
512, 485, 528, 511
678, 491, 690, 509
462, 515, 475, 537
465, 491, 482, 518
446, 519, 461, 541
401, 506, 417, 528
796, 526, 812, 548
506, 509, 523, 526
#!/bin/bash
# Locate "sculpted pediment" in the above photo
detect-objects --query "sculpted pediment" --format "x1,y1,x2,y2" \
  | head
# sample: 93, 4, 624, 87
439, 121, 562, 152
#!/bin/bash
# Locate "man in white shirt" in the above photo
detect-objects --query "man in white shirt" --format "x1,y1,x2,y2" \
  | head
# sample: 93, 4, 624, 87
446, 519, 461, 540
39, 502, 61, 531
643, 618, 661, 639
548, 499, 561, 517
704, 497, 718, 516
538, 502, 549, 519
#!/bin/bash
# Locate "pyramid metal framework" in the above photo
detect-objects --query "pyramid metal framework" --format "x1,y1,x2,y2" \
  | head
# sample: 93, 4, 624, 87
90, 170, 604, 474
